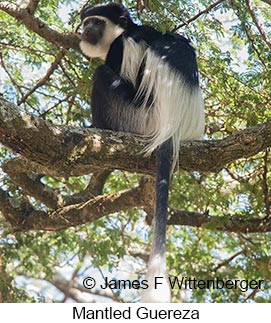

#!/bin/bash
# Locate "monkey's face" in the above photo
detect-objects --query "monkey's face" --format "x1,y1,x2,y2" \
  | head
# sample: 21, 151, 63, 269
80, 15, 124, 60
81, 17, 106, 45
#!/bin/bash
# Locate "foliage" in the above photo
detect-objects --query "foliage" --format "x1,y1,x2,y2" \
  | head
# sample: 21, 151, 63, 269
0, 0, 271, 302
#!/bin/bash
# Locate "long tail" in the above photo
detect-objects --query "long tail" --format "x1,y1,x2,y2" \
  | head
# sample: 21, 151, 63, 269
141, 139, 172, 303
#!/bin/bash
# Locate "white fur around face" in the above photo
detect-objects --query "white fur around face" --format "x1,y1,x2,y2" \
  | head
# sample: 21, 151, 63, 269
79, 16, 124, 60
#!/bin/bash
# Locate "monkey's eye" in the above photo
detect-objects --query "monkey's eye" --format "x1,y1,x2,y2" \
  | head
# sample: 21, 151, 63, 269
81, 17, 105, 30
82, 18, 91, 28
93, 19, 104, 26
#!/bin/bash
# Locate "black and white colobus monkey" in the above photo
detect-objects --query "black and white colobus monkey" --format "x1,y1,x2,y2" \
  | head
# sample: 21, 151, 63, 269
79, 3, 205, 302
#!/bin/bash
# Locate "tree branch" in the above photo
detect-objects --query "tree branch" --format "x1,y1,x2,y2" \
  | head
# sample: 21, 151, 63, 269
1, 98, 271, 177
62, 170, 112, 206
1, 96, 271, 234
167, 209, 271, 233
50, 273, 119, 302
0, 53, 24, 97
2, 168, 60, 209
3, 158, 112, 209
212, 251, 244, 272
260, 0, 271, 5
0, 179, 153, 232
246, 0, 271, 50
17, 50, 67, 105
172, 0, 226, 32
0, 1, 80, 50
26, 0, 41, 14
1, 184, 271, 233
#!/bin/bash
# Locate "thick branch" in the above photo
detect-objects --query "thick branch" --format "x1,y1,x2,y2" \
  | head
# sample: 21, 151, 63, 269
62, 170, 112, 206
2, 169, 59, 209
167, 209, 271, 233
3, 158, 112, 209
0, 2, 80, 50
0, 179, 152, 232
1, 98, 271, 177
1, 185, 271, 233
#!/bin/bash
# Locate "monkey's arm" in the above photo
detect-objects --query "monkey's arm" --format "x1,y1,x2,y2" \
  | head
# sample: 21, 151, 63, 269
93, 65, 136, 102
91, 65, 137, 129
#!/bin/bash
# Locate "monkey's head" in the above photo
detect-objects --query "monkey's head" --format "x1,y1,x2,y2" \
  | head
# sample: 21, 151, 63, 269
79, 3, 134, 59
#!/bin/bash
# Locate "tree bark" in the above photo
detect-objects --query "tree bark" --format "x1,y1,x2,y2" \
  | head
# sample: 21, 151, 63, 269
1, 98, 271, 233
0, 1, 80, 50
1, 98, 271, 176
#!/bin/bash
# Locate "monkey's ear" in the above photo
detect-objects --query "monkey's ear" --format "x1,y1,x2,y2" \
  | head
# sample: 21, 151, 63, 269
119, 16, 128, 29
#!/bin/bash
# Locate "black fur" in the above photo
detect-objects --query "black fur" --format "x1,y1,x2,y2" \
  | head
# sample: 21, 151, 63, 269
80, 3, 202, 302
80, 3, 199, 129
81, 3, 134, 28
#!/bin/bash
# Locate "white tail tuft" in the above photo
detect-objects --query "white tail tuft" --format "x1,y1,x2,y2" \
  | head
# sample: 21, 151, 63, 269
141, 255, 171, 303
